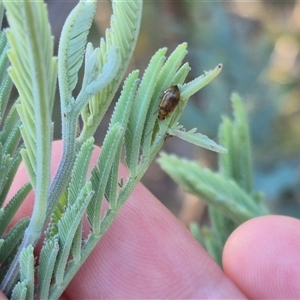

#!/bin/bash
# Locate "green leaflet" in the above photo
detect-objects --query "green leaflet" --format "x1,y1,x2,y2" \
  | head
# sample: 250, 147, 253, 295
54, 182, 94, 286
167, 125, 227, 153
172, 62, 191, 89
205, 206, 237, 266
0, 183, 31, 236
5, 1, 57, 168
18, 246, 35, 300
11, 281, 27, 300
142, 44, 189, 154
79, 0, 143, 143
158, 153, 268, 224
0, 104, 21, 157
0, 31, 13, 123
2, 0, 57, 293
0, 145, 11, 197
219, 93, 253, 193
68, 137, 94, 206
109, 70, 139, 133
103, 71, 138, 206
125, 48, 166, 173
45, 191, 68, 241
58, 0, 97, 105
0, 152, 22, 208
0, 218, 30, 272
87, 123, 124, 233
38, 239, 59, 300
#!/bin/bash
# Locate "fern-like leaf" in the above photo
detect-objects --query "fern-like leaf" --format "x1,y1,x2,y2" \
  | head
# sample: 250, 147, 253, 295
54, 182, 94, 286
79, 0, 143, 142
68, 137, 94, 206
142, 44, 189, 154
58, 0, 97, 106
219, 93, 253, 193
5, 0, 57, 187
158, 153, 268, 224
1, 2, 58, 290
125, 48, 166, 172
87, 123, 124, 233
4, 1, 57, 257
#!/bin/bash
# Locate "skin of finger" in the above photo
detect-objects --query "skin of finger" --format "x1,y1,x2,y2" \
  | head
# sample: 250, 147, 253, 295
0, 291, 7, 300
7, 141, 245, 299
223, 215, 300, 299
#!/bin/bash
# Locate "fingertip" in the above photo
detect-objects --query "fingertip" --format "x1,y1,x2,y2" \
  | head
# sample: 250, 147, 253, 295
223, 215, 300, 299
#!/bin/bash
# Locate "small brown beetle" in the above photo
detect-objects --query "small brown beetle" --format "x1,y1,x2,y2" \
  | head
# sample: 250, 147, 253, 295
158, 85, 180, 120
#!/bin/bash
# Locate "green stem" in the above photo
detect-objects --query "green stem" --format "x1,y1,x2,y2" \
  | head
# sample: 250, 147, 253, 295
47, 113, 78, 221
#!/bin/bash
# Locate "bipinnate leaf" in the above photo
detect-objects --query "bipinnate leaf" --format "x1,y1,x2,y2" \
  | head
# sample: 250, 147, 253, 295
158, 153, 268, 224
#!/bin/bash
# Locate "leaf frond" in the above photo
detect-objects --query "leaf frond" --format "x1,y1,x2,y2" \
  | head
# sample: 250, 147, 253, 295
54, 182, 94, 285
158, 153, 268, 224
68, 137, 94, 206
125, 48, 166, 172
58, 0, 97, 105
87, 123, 124, 232
79, 0, 143, 142
4, 0, 57, 197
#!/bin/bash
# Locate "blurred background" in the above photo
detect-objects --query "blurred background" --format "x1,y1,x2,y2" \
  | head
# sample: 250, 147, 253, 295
45, 1, 300, 224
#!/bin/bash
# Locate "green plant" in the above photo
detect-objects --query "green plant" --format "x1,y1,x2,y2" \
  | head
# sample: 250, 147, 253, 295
158, 93, 269, 266
0, 0, 225, 298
